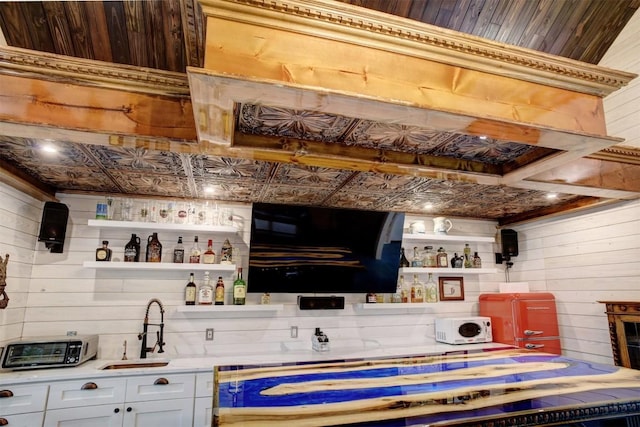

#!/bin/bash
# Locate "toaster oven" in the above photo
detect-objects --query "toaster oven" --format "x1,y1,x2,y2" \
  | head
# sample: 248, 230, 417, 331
435, 317, 493, 344
1, 334, 98, 371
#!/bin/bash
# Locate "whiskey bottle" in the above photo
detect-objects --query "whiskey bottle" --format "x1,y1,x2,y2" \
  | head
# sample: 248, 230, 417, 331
145, 233, 162, 263
198, 271, 213, 305
215, 276, 225, 305
124, 234, 140, 262
426, 273, 438, 303
399, 247, 410, 268
410, 274, 424, 303
189, 236, 201, 264
233, 267, 246, 305
173, 236, 185, 263
436, 247, 448, 268
220, 238, 233, 264
96, 240, 112, 261
202, 239, 216, 264
185, 272, 196, 306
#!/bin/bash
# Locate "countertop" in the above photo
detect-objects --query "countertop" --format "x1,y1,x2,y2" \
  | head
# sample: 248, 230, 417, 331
0, 339, 510, 384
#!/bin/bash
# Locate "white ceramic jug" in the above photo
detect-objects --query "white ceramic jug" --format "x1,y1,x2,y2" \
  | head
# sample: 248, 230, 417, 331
433, 217, 453, 235
409, 220, 426, 234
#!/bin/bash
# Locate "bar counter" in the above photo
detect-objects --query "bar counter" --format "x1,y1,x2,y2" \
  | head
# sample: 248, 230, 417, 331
214, 348, 640, 427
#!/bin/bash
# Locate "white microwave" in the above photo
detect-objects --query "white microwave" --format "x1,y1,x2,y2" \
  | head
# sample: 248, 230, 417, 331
435, 316, 493, 344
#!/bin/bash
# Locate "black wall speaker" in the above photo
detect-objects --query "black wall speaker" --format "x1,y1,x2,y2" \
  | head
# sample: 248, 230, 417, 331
501, 229, 519, 258
298, 295, 345, 310
38, 201, 69, 253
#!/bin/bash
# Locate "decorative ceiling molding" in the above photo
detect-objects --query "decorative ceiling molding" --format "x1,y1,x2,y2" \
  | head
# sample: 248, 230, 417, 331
199, 0, 636, 97
0, 45, 190, 97
589, 146, 640, 165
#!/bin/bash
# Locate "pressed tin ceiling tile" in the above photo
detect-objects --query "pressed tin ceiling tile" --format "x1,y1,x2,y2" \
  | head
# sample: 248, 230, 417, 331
87, 145, 186, 174
108, 170, 193, 197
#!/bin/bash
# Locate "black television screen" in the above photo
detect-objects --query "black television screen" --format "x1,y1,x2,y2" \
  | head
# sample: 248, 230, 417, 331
247, 203, 405, 293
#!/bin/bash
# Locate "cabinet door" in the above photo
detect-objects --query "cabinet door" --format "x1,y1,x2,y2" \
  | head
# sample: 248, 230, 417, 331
122, 398, 194, 427
0, 383, 48, 415
614, 314, 640, 369
44, 404, 123, 427
47, 378, 126, 410
193, 396, 212, 427
0, 411, 45, 427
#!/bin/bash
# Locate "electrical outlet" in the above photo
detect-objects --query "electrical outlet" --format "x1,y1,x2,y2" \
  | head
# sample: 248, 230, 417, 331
66, 330, 77, 336
206, 328, 214, 341
290, 326, 298, 338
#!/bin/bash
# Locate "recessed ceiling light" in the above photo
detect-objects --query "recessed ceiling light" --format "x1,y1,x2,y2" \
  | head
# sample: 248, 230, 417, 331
423, 202, 434, 210
546, 193, 558, 199
478, 135, 488, 140
41, 144, 58, 153
204, 186, 215, 194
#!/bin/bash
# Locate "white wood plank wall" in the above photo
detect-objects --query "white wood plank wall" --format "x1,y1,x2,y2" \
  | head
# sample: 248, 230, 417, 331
17, 191, 504, 359
509, 199, 640, 364
0, 183, 41, 345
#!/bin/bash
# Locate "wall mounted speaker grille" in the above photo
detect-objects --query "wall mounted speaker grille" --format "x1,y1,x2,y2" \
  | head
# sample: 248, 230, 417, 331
298, 295, 345, 310
38, 201, 69, 253
501, 229, 519, 257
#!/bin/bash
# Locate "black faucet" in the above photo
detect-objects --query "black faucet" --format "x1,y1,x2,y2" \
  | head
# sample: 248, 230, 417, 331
138, 298, 165, 359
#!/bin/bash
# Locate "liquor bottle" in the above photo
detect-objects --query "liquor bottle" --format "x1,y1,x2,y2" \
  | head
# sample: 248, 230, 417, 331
391, 275, 403, 303
189, 236, 201, 264
399, 275, 409, 303
96, 240, 112, 261
202, 239, 216, 264
410, 274, 424, 303
145, 233, 162, 263
220, 238, 233, 264
124, 234, 140, 262
173, 236, 185, 263
185, 272, 196, 305
411, 247, 423, 267
463, 243, 473, 268
425, 273, 438, 303
233, 267, 246, 305
399, 247, 410, 268
451, 253, 463, 268
261, 292, 271, 305
436, 247, 448, 268
366, 292, 377, 303
423, 246, 437, 268
198, 271, 213, 305
473, 252, 482, 268
215, 276, 225, 305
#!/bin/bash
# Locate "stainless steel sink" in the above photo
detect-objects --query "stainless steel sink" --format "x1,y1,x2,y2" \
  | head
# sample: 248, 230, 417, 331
99, 359, 170, 370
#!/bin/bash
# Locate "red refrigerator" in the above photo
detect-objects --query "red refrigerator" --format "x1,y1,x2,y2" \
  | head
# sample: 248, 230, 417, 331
479, 292, 561, 355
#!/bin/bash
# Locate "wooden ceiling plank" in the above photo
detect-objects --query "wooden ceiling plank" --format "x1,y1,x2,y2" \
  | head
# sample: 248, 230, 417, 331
161, 0, 188, 73
41, 2, 75, 57
0, 157, 57, 202
64, 2, 94, 59
123, 0, 150, 68
498, 196, 610, 226
517, 0, 560, 51
547, 0, 591, 59
20, 2, 55, 53
83, 2, 113, 63
144, 0, 167, 70
103, 1, 131, 65
0, 2, 33, 49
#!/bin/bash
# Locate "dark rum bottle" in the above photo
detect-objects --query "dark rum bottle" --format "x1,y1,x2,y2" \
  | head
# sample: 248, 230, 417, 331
124, 234, 140, 262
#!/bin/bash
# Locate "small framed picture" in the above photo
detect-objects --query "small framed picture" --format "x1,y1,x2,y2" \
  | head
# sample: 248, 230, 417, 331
439, 277, 465, 301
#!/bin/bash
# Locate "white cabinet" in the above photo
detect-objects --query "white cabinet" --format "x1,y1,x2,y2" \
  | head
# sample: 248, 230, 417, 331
43, 373, 195, 427
0, 383, 48, 427
193, 372, 214, 427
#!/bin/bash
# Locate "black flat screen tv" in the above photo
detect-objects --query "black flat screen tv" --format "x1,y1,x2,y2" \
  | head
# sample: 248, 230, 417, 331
247, 203, 405, 294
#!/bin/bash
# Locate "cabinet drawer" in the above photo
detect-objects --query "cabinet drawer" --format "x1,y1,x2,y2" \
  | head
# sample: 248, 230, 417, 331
195, 371, 214, 397
125, 373, 195, 402
0, 411, 45, 427
47, 378, 126, 410
0, 383, 48, 415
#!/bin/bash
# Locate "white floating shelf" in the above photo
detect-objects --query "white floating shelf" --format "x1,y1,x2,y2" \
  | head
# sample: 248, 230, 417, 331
400, 267, 497, 275
83, 261, 236, 272
88, 219, 237, 234
176, 304, 284, 313
354, 302, 434, 311
402, 233, 495, 243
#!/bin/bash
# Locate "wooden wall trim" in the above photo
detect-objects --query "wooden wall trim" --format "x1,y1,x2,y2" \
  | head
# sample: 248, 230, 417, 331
198, 0, 636, 97
0, 45, 190, 97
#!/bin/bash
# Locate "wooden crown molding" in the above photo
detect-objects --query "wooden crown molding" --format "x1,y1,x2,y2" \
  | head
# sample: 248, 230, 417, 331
0, 45, 190, 97
198, 0, 637, 97
590, 146, 640, 165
